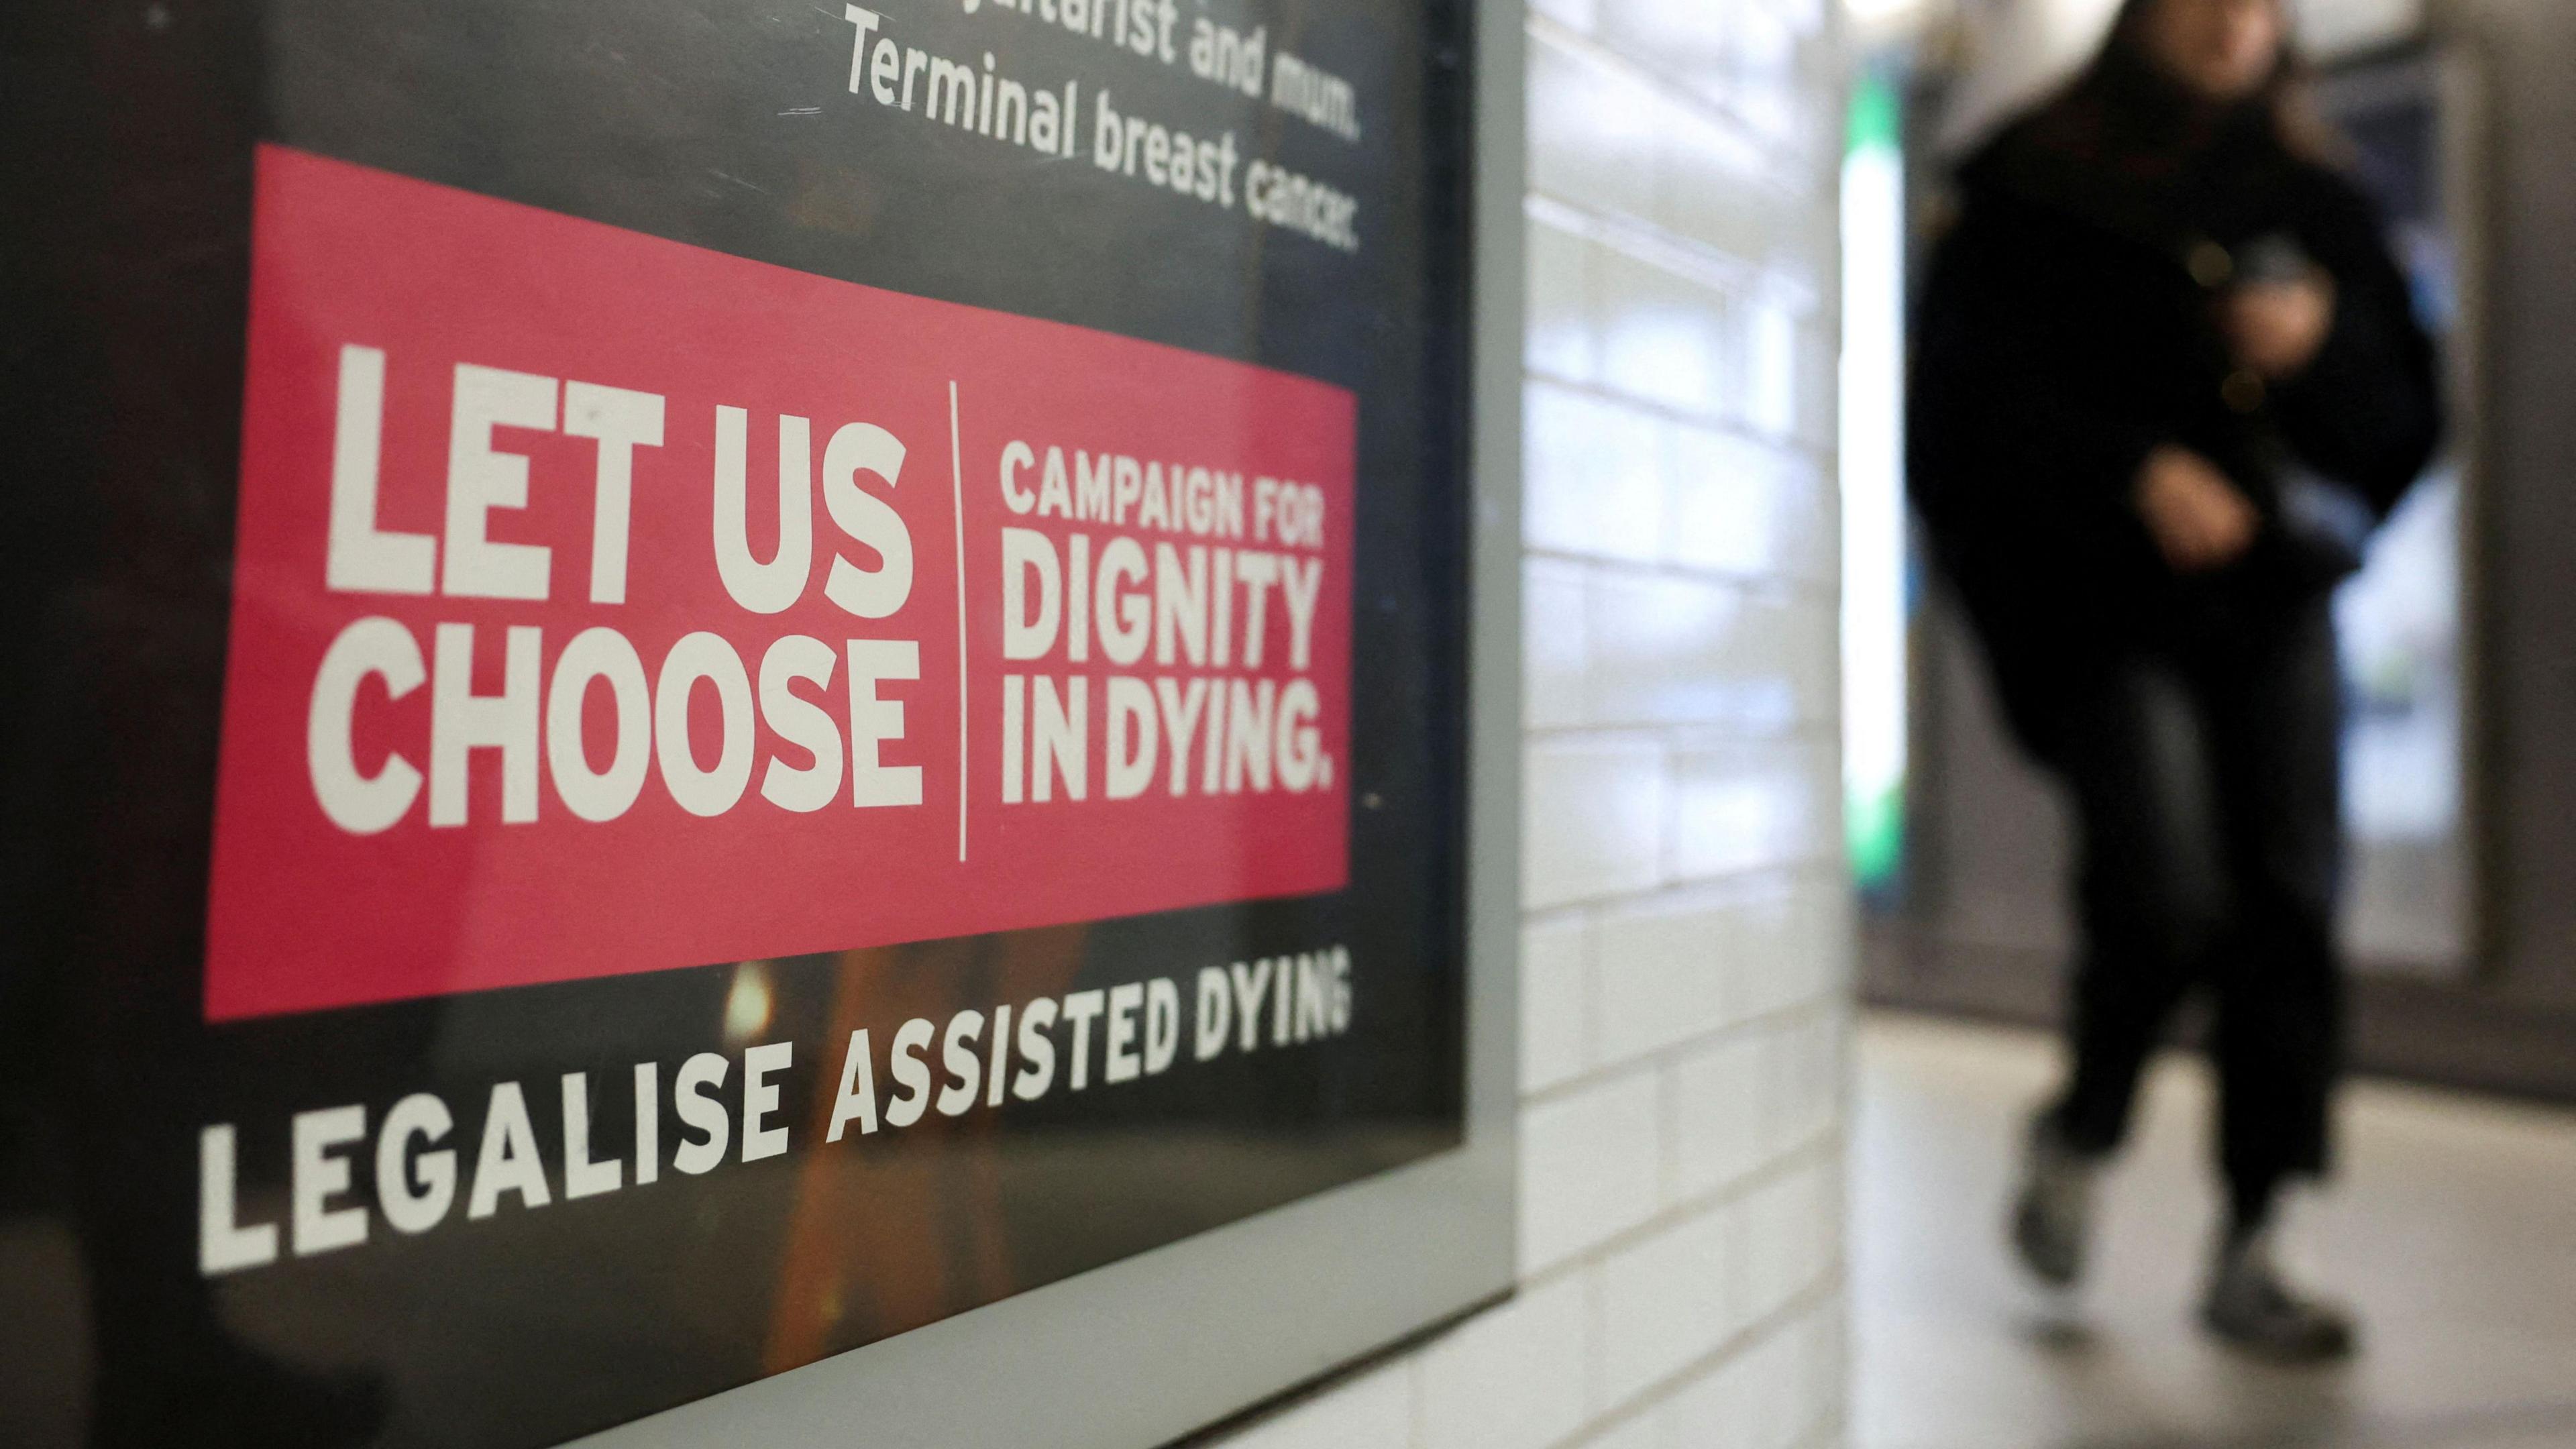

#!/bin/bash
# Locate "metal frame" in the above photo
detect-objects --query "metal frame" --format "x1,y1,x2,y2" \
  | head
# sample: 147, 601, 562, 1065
574, 0, 1526, 1442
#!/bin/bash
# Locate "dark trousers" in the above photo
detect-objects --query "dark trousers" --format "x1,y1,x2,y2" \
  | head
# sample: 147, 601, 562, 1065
2037, 596, 2345, 1228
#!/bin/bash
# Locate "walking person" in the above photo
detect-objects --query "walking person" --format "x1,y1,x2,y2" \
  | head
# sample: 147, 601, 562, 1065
1907, 0, 2442, 1358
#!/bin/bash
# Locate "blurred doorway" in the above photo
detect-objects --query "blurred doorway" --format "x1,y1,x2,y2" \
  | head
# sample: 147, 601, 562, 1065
1841, 0, 2576, 1105
1845, 3, 2487, 980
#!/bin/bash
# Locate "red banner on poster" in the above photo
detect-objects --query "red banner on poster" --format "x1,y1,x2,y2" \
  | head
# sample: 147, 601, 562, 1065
205, 146, 1354, 1021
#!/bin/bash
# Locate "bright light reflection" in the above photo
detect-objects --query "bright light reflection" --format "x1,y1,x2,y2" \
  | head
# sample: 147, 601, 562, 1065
1840, 74, 1909, 892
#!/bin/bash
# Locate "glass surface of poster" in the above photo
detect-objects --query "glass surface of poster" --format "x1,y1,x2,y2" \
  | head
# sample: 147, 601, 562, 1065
0, 0, 1492, 1442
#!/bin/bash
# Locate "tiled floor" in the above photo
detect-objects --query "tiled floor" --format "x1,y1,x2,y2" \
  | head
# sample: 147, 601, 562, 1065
1851, 1013, 2576, 1449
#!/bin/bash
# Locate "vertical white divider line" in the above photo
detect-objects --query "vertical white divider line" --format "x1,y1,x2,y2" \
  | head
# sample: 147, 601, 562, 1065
949, 380, 969, 862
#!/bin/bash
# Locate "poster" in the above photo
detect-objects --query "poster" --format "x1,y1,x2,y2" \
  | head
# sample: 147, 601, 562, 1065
0, 0, 1477, 1443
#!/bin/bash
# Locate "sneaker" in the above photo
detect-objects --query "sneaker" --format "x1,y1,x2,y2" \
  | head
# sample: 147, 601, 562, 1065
2200, 1222, 2358, 1362
2009, 1112, 2098, 1289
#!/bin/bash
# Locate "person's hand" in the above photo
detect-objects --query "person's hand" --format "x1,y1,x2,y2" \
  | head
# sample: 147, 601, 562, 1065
2222, 272, 2337, 380
2135, 445, 2259, 572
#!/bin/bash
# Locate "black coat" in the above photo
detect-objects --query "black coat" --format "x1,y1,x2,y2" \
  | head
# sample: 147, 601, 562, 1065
1907, 109, 2443, 757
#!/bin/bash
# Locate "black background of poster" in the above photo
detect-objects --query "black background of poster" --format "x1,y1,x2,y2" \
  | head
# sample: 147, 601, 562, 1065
0, 0, 1475, 1444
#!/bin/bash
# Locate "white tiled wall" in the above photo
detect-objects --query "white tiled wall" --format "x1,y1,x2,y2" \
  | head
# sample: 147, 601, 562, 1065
1207, 0, 1850, 1444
